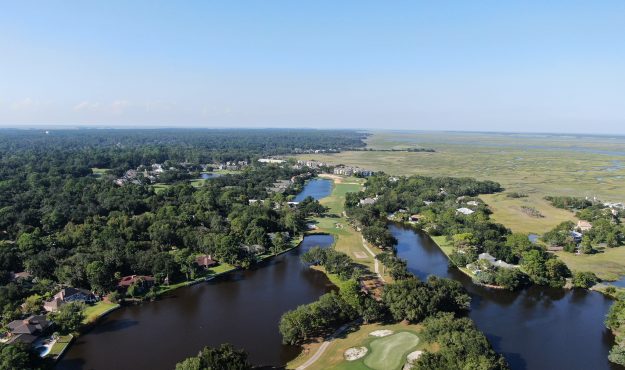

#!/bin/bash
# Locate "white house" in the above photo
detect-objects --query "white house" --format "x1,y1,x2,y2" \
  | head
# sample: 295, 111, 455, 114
456, 207, 475, 215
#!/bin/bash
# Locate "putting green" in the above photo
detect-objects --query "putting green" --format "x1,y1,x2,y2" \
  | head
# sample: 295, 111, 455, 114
363, 332, 420, 370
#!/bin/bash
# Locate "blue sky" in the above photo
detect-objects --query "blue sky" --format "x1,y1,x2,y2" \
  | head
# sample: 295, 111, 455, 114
1, 1, 625, 134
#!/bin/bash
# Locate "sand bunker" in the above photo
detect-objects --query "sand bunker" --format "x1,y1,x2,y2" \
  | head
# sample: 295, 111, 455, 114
403, 350, 424, 369
344, 347, 368, 361
369, 329, 394, 337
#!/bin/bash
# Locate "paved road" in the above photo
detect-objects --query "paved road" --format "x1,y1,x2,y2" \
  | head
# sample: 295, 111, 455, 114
295, 323, 352, 370
361, 237, 384, 282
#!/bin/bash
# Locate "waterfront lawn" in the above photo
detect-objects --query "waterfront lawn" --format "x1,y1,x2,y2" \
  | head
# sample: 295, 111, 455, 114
555, 246, 625, 281
287, 322, 429, 370
46, 334, 73, 359
82, 301, 120, 324
430, 235, 474, 278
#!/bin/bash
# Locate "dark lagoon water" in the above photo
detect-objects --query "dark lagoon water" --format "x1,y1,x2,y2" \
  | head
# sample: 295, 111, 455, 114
391, 224, 623, 370
294, 178, 332, 202
58, 181, 336, 370
199, 172, 222, 180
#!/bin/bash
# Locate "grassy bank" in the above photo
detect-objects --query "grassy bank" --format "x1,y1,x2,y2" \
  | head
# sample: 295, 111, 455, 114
46, 334, 73, 360
429, 235, 474, 278
82, 301, 120, 325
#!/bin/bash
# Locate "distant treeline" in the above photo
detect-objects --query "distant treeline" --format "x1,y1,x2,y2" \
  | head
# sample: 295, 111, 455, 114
544, 196, 593, 210
0, 128, 367, 167
349, 147, 435, 153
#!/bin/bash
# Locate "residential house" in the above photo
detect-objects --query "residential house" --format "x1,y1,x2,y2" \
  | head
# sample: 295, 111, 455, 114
478, 253, 516, 269
409, 214, 423, 222
456, 207, 475, 215
467, 200, 480, 207
5, 315, 51, 344
359, 197, 377, 206
118, 275, 155, 290
10, 271, 32, 281
258, 158, 286, 164
195, 255, 217, 269
570, 230, 583, 243
576, 220, 592, 232
43, 287, 96, 312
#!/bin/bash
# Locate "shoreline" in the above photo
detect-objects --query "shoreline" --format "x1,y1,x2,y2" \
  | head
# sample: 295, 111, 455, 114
56, 233, 309, 363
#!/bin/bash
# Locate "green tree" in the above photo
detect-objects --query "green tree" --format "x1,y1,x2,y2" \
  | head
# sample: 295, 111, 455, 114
572, 271, 599, 289
175, 343, 250, 370
382, 278, 433, 322
22, 294, 43, 314
50, 301, 86, 334
86, 260, 115, 294
0, 343, 42, 370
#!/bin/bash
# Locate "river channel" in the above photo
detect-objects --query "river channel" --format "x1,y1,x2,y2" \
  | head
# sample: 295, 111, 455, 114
391, 224, 623, 370
58, 179, 335, 370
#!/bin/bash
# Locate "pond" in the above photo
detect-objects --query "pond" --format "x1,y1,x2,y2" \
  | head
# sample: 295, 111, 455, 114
57, 180, 336, 370
391, 224, 623, 370
294, 178, 333, 202
199, 172, 222, 180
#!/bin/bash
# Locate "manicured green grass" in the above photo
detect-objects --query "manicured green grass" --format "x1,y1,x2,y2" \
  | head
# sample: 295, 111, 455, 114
364, 332, 421, 370
310, 176, 390, 280
152, 183, 171, 193
207, 262, 236, 275
287, 323, 428, 370
82, 301, 120, 324
90, 167, 109, 179
47, 334, 73, 358
430, 235, 474, 278
189, 179, 206, 187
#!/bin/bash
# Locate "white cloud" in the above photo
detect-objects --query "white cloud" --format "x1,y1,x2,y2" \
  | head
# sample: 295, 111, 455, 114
111, 100, 130, 115
12, 97, 34, 110
73, 101, 101, 112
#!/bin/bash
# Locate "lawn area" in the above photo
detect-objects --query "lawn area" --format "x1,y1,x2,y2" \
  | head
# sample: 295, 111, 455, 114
152, 183, 172, 193
46, 334, 73, 359
555, 247, 625, 281
90, 167, 109, 177
189, 178, 206, 187
481, 193, 577, 235
287, 322, 429, 370
430, 235, 473, 278
155, 262, 237, 296
364, 331, 421, 370
208, 262, 237, 275
310, 176, 390, 280
82, 301, 120, 324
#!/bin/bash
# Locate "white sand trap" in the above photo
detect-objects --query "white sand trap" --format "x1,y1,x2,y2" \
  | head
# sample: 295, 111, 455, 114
407, 350, 423, 363
369, 329, 394, 337
402, 351, 424, 370
354, 251, 368, 259
344, 347, 368, 361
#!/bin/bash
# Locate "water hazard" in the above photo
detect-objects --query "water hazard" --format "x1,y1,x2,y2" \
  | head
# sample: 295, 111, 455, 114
58, 179, 335, 370
391, 224, 623, 370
